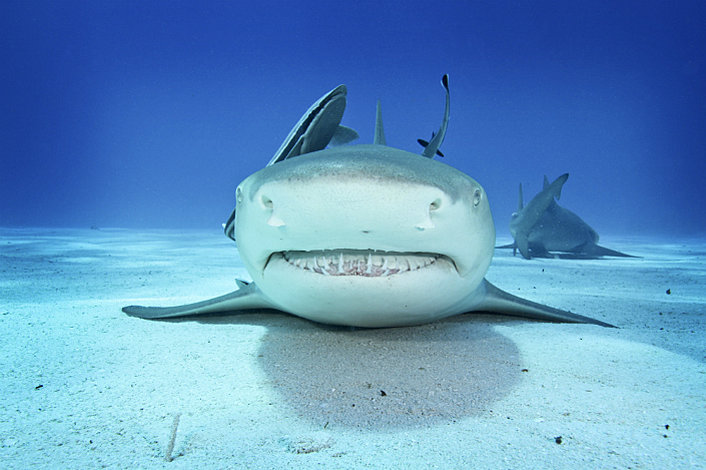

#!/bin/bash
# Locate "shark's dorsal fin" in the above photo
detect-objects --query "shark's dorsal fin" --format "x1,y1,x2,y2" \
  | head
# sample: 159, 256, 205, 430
555, 175, 565, 200
518, 183, 524, 211
421, 74, 450, 158
543, 174, 565, 200
267, 85, 348, 166
374, 100, 386, 146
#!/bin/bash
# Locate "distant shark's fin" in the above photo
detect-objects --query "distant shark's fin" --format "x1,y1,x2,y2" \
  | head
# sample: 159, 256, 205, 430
421, 74, 450, 158
122, 280, 276, 319
495, 243, 516, 249
374, 100, 386, 145
518, 183, 524, 211
515, 233, 531, 259
578, 243, 639, 258
267, 84, 348, 166
544, 174, 564, 199
476, 280, 616, 327
329, 125, 359, 146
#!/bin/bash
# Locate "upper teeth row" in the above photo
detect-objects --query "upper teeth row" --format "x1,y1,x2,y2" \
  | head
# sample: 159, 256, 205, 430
282, 251, 439, 277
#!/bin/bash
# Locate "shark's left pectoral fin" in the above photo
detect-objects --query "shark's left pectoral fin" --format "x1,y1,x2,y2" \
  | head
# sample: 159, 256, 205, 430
475, 280, 615, 327
583, 243, 639, 258
495, 242, 516, 250
122, 280, 277, 319
515, 234, 531, 259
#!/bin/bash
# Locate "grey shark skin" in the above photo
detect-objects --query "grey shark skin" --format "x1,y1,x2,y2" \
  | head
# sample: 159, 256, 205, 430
502, 175, 635, 260
509, 174, 569, 259
123, 76, 614, 328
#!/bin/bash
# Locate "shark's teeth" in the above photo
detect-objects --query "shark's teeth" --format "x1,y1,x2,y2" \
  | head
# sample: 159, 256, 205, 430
281, 250, 442, 277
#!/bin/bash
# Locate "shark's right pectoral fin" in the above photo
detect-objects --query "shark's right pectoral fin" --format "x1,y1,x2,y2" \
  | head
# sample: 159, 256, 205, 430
515, 235, 531, 259
122, 280, 277, 319
476, 280, 616, 327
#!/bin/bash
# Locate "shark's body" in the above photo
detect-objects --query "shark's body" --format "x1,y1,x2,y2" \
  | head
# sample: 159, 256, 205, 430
501, 175, 635, 260
123, 77, 613, 328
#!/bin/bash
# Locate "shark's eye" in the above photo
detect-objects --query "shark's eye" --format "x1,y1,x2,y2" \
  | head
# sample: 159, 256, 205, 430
473, 189, 482, 207
430, 199, 441, 211
236, 187, 243, 204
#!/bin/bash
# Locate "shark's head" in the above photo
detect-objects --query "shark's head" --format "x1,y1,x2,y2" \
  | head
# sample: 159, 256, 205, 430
234, 144, 495, 326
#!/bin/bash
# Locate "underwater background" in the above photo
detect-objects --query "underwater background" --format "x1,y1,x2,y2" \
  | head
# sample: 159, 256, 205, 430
1, 0, 704, 236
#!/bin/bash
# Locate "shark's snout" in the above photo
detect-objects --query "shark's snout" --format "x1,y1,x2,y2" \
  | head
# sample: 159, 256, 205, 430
254, 190, 445, 232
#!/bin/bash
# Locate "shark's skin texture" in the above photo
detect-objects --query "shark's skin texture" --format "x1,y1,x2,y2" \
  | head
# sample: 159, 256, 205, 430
123, 77, 614, 328
500, 175, 635, 260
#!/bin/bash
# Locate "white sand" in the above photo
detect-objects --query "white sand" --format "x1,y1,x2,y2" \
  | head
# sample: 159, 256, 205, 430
1, 228, 704, 468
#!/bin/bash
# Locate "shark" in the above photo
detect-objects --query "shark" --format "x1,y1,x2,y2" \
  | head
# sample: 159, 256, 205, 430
123, 76, 614, 328
500, 174, 635, 260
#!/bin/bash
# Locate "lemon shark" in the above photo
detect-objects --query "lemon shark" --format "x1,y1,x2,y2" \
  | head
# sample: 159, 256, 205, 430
123, 76, 614, 328
500, 174, 636, 260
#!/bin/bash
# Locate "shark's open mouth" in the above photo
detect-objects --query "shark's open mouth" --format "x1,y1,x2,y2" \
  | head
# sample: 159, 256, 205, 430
273, 250, 454, 277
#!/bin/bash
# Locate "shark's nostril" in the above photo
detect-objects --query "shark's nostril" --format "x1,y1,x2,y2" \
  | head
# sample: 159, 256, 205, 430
261, 195, 274, 209
260, 195, 283, 226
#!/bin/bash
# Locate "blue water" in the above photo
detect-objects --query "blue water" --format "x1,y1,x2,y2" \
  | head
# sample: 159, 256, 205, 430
1, 1, 704, 236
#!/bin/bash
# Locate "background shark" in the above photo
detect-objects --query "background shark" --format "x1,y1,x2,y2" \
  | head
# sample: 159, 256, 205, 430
500, 174, 636, 259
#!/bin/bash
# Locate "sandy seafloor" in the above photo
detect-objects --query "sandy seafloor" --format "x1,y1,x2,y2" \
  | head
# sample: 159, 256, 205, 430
0, 228, 704, 469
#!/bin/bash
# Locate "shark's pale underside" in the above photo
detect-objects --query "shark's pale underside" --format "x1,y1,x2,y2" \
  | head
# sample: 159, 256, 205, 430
123, 76, 614, 328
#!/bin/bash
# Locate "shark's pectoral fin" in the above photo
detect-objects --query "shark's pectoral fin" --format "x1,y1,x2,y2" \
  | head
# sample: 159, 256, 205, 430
495, 242, 519, 256
475, 280, 615, 327
528, 243, 550, 258
584, 243, 638, 258
122, 281, 277, 319
495, 243, 516, 249
515, 235, 531, 259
